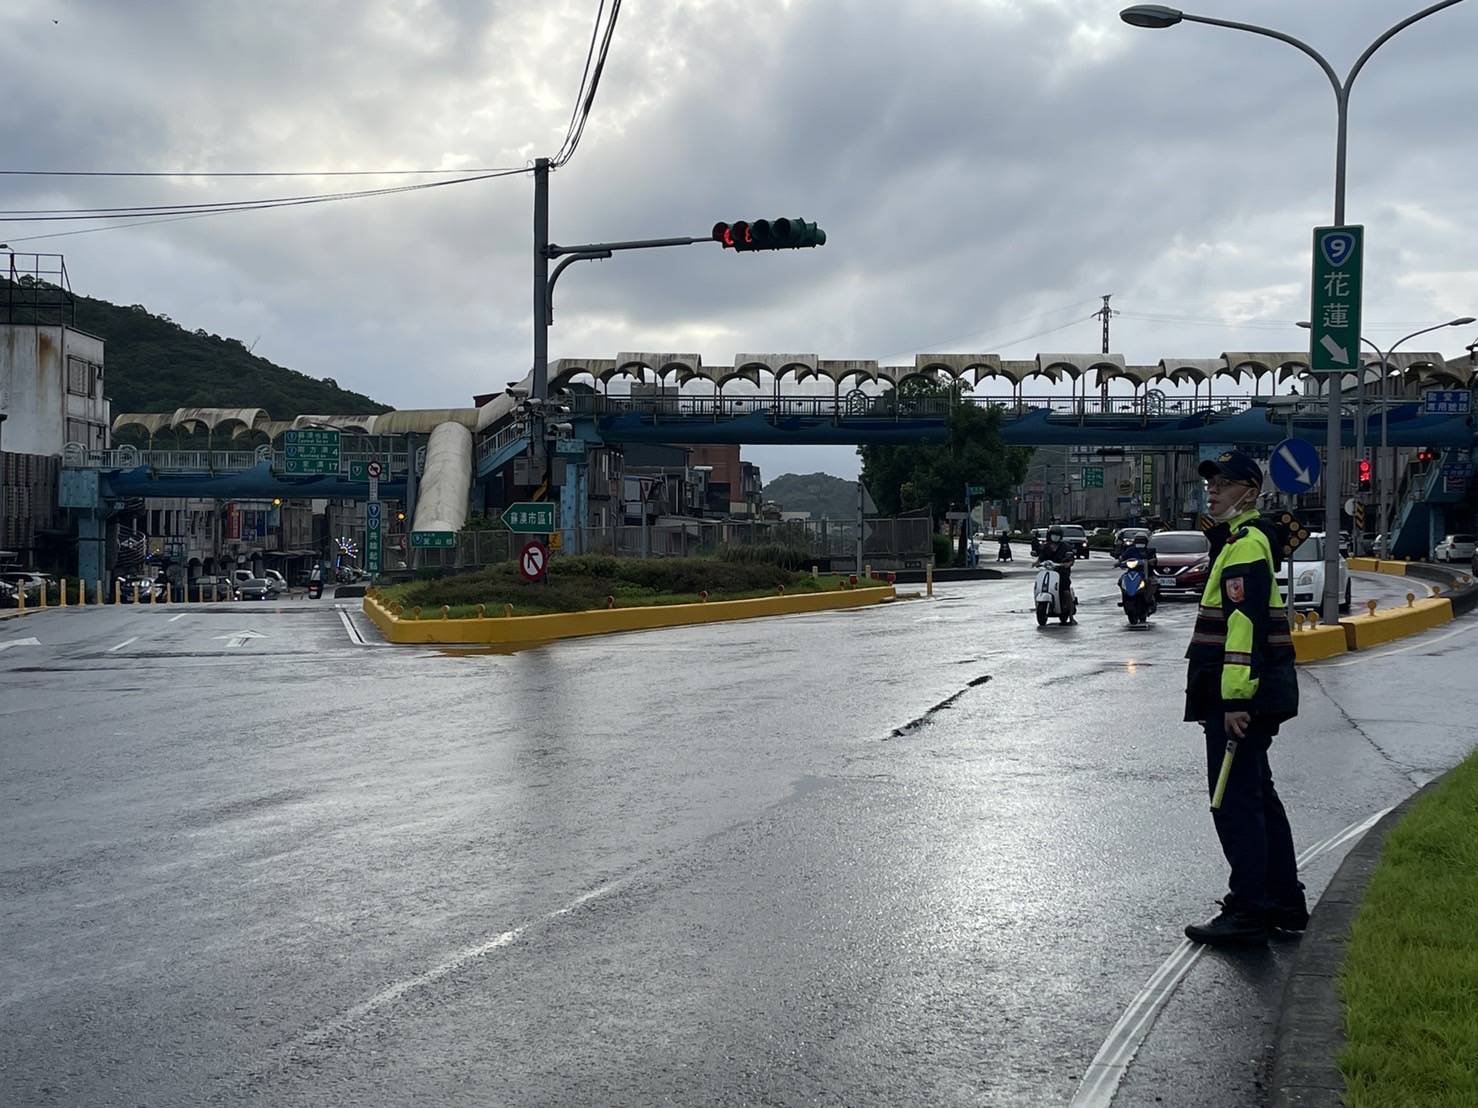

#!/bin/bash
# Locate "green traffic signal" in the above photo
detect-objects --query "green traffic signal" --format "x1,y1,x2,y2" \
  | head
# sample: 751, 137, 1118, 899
711, 217, 826, 252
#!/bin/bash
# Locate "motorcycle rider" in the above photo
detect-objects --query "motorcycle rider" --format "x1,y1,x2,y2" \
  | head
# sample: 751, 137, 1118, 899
1120, 531, 1159, 612
1035, 525, 1077, 623
997, 531, 1014, 562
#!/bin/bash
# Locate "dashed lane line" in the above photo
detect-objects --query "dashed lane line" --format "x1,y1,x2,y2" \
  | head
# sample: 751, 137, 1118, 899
1069, 805, 1392, 1108
106, 636, 139, 653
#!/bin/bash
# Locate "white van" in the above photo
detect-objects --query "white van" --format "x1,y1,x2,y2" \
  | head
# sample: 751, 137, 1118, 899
233, 568, 288, 589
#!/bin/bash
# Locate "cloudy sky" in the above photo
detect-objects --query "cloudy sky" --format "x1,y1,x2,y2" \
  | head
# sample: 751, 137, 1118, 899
4, 0, 1476, 480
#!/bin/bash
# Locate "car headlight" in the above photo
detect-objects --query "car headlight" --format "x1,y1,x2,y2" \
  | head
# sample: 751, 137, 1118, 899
1297, 570, 1316, 585
1190, 559, 1209, 573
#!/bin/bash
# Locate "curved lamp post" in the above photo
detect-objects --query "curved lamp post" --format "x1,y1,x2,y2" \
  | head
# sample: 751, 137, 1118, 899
1121, 0, 1466, 623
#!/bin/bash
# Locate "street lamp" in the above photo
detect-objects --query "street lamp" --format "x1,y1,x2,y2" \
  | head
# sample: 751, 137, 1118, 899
1121, 0, 1465, 626
1297, 317, 1473, 554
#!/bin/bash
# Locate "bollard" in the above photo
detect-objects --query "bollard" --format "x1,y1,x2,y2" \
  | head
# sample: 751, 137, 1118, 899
864, 563, 872, 580
606, 595, 616, 608
700, 591, 709, 603
114, 578, 121, 605
412, 606, 422, 619
1366, 599, 1378, 617
15, 585, 24, 612
441, 605, 450, 619
59, 579, 68, 607
504, 603, 513, 618
811, 565, 819, 578
475, 604, 486, 618
1407, 592, 1416, 607
1294, 611, 1305, 631
926, 562, 934, 598
95, 580, 102, 607
133, 583, 140, 605
38, 582, 47, 608
1306, 612, 1318, 630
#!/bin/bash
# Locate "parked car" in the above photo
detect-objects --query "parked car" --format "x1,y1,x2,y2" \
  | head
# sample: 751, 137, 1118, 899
1147, 530, 1212, 598
234, 578, 281, 601
190, 576, 234, 602
261, 569, 289, 590
1434, 533, 1475, 563
1277, 533, 1352, 613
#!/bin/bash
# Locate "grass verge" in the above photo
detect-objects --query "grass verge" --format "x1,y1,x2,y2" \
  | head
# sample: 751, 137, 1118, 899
1339, 748, 1478, 1107
379, 555, 860, 619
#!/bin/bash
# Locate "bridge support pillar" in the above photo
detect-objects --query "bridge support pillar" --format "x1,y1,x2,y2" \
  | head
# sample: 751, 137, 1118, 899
77, 514, 106, 586
560, 462, 588, 555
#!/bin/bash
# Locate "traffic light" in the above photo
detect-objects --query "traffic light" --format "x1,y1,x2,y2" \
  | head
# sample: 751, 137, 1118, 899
711, 217, 827, 252
1417, 447, 1436, 464
1358, 457, 1372, 492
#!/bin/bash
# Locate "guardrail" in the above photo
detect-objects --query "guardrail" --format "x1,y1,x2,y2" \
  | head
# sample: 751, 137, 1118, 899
61, 446, 410, 474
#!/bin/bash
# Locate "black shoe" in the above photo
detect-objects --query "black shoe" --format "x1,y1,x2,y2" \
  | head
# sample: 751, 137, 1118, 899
1270, 895, 1310, 932
1185, 903, 1269, 946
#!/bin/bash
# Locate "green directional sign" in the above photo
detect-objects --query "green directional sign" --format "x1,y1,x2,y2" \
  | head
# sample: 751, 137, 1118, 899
411, 531, 455, 549
1081, 467, 1104, 489
502, 501, 557, 533
284, 429, 342, 475
1309, 226, 1363, 373
966, 484, 986, 496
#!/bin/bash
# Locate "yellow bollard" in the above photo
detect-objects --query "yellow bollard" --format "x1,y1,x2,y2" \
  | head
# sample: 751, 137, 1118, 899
1366, 599, 1378, 617
1407, 592, 1416, 607
113, 578, 120, 605
59, 579, 68, 607
16, 585, 24, 612
78, 580, 86, 607
475, 604, 486, 618
926, 561, 934, 598
133, 583, 140, 605
39, 582, 47, 608
504, 604, 513, 618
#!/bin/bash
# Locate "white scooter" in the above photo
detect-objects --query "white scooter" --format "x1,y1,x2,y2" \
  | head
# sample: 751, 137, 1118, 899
1033, 560, 1078, 626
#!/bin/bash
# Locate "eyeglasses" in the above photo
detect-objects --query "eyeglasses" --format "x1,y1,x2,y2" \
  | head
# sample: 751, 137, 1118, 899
1204, 477, 1251, 492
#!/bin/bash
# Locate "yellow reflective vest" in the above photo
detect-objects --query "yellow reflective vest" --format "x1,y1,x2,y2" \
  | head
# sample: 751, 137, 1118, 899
1184, 509, 1298, 722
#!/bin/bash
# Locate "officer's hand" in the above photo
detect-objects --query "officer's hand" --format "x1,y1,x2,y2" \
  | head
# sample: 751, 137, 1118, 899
1225, 710, 1251, 739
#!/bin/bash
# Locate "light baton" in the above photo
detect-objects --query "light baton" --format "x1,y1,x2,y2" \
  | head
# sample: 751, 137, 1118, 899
1210, 739, 1237, 810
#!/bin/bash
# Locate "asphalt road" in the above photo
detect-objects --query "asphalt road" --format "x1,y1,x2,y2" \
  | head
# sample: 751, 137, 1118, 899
2, 560, 1474, 1107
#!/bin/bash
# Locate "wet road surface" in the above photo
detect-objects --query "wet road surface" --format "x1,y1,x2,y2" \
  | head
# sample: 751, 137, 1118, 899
2, 561, 1474, 1106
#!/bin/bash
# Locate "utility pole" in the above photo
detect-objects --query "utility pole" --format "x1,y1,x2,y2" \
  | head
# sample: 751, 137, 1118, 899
1093, 294, 1114, 410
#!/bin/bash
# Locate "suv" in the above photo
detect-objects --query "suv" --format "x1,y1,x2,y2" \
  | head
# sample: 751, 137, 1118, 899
1057, 524, 1090, 560
1434, 534, 1475, 563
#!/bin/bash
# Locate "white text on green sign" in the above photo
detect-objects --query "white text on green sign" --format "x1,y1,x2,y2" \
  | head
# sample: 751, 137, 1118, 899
502, 502, 556, 532
1309, 226, 1363, 372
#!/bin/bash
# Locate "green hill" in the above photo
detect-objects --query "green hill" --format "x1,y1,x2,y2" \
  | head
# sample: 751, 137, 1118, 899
4, 278, 390, 417
763, 472, 861, 519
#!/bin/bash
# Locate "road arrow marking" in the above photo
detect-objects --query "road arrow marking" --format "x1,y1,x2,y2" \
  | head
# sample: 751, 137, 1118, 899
1319, 334, 1350, 364
213, 630, 267, 649
1277, 444, 1313, 487
0, 636, 41, 652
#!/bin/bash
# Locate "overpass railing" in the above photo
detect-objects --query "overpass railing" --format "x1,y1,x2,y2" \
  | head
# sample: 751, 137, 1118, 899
63, 442, 410, 474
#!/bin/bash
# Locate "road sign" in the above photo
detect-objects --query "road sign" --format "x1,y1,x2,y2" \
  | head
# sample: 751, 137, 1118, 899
1269, 437, 1322, 494
411, 531, 455, 549
548, 530, 563, 551
1081, 467, 1104, 489
966, 484, 986, 496
366, 501, 383, 574
367, 459, 383, 479
1344, 497, 1357, 516
1353, 502, 1366, 530
1309, 226, 1363, 372
502, 501, 556, 533
284, 429, 342, 475
519, 541, 549, 582
1117, 479, 1134, 495
554, 438, 586, 456
1423, 389, 1471, 416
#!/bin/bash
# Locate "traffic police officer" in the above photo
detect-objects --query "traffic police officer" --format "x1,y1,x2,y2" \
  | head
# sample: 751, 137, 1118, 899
1184, 450, 1306, 945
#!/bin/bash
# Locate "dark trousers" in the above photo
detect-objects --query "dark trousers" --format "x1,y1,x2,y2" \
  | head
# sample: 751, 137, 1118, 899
1203, 714, 1300, 912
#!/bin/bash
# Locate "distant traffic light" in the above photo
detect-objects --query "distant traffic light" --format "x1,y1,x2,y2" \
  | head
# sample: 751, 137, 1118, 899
1416, 447, 1436, 464
711, 217, 827, 252
1358, 456, 1372, 492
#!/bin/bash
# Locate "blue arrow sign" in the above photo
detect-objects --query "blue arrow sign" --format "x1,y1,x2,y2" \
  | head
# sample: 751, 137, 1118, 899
1269, 437, 1322, 494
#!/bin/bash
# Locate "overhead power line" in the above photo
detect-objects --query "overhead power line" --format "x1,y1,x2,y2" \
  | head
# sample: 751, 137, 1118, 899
0, 167, 530, 222
0, 167, 524, 178
553, 0, 624, 168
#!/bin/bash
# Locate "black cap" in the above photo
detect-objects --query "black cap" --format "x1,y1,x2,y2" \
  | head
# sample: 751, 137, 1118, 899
1198, 449, 1263, 487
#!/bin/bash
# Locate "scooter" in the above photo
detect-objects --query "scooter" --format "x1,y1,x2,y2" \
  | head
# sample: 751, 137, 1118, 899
1116, 556, 1154, 626
1033, 560, 1077, 626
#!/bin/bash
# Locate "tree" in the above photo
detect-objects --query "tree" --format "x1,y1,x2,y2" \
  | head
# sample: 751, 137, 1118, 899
858, 379, 1031, 557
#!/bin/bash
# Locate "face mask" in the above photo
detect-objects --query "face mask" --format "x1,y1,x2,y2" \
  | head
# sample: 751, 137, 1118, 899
1208, 485, 1257, 522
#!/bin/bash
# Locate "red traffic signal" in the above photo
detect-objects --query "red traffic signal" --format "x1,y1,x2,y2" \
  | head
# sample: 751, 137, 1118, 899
1358, 457, 1372, 491
1417, 447, 1436, 463
712, 217, 826, 252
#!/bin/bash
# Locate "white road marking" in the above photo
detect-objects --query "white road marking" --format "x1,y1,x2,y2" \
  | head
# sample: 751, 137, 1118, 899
1315, 617, 1478, 668
168, 613, 186, 623
212, 630, 266, 649
0, 636, 41, 652
106, 637, 139, 653
302, 880, 621, 1046
1069, 805, 1393, 1108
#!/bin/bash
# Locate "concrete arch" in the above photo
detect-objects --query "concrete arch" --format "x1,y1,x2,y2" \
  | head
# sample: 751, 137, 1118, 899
917, 353, 1002, 383
817, 359, 879, 391
291, 414, 378, 433
613, 352, 701, 382
734, 353, 818, 390
550, 358, 616, 391
1038, 353, 1126, 381
111, 412, 178, 437
173, 407, 272, 436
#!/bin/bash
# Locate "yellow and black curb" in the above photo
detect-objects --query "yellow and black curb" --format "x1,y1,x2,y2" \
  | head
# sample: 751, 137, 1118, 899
362, 584, 897, 647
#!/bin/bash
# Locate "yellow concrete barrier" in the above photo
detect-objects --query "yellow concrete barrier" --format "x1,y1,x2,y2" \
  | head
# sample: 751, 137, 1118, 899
1339, 596, 1453, 651
363, 585, 897, 647
1293, 621, 1348, 662
1374, 560, 1408, 576
1347, 557, 1379, 572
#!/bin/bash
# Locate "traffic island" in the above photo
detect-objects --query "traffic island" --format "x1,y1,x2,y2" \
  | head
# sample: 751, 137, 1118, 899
362, 584, 895, 646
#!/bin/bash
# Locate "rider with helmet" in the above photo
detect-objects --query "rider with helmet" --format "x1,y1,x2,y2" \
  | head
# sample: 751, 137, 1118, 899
1121, 531, 1159, 612
1035, 525, 1078, 623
